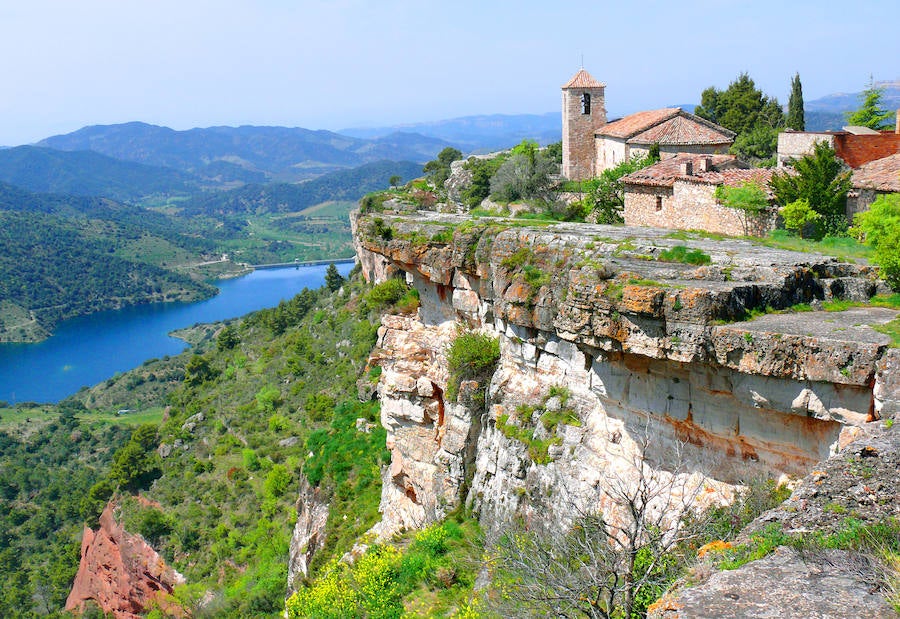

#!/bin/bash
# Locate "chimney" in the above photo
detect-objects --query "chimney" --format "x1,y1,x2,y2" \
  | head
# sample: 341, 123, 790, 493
698, 157, 713, 172
680, 161, 693, 176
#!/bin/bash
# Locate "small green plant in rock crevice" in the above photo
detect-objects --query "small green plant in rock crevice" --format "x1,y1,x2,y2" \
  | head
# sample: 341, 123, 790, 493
446, 331, 501, 407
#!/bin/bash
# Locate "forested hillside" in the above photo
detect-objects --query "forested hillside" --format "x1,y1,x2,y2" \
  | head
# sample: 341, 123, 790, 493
180, 161, 423, 216
0, 269, 420, 617
0, 182, 220, 342
0, 146, 196, 203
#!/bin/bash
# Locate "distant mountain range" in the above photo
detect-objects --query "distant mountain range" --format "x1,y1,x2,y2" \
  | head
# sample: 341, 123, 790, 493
805, 81, 900, 113
180, 160, 424, 216
37, 122, 451, 184
340, 113, 562, 152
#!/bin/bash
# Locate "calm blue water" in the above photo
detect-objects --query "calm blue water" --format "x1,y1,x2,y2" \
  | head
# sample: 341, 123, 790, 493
0, 262, 353, 404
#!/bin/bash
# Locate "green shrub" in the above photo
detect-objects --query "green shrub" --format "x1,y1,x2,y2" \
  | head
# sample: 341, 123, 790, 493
854, 193, 900, 290
263, 464, 292, 499
359, 192, 389, 214
780, 198, 822, 239
657, 245, 712, 265
365, 278, 409, 310
446, 332, 500, 400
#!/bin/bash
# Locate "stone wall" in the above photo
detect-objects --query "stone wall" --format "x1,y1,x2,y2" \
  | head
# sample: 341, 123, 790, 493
601, 142, 731, 174
628, 144, 731, 161
562, 86, 606, 180
623, 181, 776, 237
846, 188, 881, 219
778, 130, 900, 169
777, 132, 834, 167
595, 136, 627, 173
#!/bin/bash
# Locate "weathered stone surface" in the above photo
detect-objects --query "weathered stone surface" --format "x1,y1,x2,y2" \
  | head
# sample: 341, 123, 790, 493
649, 546, 895, 619
287, 475, 329, 593
66, 502, 185, 619
351, 209, 899, 551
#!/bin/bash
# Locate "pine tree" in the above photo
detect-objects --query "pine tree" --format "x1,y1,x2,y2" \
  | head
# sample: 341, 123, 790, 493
325, 263, 345, 292
846, 77, 893, 130
787, 73, 805, 131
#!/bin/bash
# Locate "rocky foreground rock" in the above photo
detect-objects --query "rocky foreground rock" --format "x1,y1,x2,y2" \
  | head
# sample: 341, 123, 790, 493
650, 423, 900, 618
65, 502, 184, 619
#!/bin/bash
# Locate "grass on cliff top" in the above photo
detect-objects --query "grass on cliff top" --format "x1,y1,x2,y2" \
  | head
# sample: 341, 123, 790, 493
753, 230, 872, 262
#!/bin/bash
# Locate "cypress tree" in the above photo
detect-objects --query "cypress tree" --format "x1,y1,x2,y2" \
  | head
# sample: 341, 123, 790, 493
787, 73, 805, 131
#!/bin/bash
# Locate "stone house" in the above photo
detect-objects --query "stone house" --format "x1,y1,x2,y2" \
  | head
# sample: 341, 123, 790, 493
847, 153, 900, 218
622, 154, 778, 237
562, 69, 735, 180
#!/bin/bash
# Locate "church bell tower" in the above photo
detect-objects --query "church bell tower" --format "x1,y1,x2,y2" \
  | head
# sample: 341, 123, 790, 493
562, 68, 607, 180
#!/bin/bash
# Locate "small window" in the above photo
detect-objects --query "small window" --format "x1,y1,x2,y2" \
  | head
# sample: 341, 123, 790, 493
581, 92, 591, 115
655, 196, 663, 211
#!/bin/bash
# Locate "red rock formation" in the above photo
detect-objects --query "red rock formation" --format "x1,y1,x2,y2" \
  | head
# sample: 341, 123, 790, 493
65, 502, 185, 619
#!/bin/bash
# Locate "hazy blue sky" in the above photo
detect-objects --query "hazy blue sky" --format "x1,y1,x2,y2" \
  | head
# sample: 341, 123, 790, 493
0, 0, 896, 145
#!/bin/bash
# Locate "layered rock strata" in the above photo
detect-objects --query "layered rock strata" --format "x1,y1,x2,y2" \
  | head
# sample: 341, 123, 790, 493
352, 211, 897, 538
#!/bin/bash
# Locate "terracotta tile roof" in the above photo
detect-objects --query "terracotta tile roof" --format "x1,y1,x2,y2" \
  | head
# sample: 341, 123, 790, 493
851, 153, 900, 192
622, 153, 775, 192
562, 69, 605, 89
598, 108, 735, 145
597, 108, 680, 139
630, 113, 736, 145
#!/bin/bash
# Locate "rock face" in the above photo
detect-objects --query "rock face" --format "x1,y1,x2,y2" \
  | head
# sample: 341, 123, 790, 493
351, 210, 899, 539
287, 475, 330, 593
66, 502, 185, 619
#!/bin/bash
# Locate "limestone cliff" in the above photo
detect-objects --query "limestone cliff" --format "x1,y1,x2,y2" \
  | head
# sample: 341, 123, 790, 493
350, 208, 898, 540
66, 502, 185, 619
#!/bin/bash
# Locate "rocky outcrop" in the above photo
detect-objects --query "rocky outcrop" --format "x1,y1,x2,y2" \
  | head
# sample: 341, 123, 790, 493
287, 475, 329, 593
649, 423, 900, 617
66, 502, 185, 619
351, 210, 898, 539
649, 546, 895, 618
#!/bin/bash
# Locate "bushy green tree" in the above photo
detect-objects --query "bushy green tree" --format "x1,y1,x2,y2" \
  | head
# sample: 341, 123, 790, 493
216, 323, 239, 350
695, 73, 784, 164
575, 154, 654, 224
109, 425, 162, 491
714, 180, 770, 235
325, 263, 345, 292
489, 140, 557, 202
846, 78, 894, 130
769, 141, 851, 234
786, 73, 805, 131
423, 147, 463, 187
853, 193, 900, 289
461, 155, 506, 207
780, 199, 822, 239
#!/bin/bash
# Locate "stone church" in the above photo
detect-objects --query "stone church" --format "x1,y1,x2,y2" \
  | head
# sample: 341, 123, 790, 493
562, 69, 736, 180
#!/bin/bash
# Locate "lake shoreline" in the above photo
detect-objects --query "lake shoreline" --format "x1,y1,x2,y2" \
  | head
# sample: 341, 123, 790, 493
0, 257, 356, 344
0, 262, 353, 403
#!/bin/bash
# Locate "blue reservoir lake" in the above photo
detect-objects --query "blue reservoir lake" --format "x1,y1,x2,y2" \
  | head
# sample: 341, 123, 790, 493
0, 261, 353, 404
